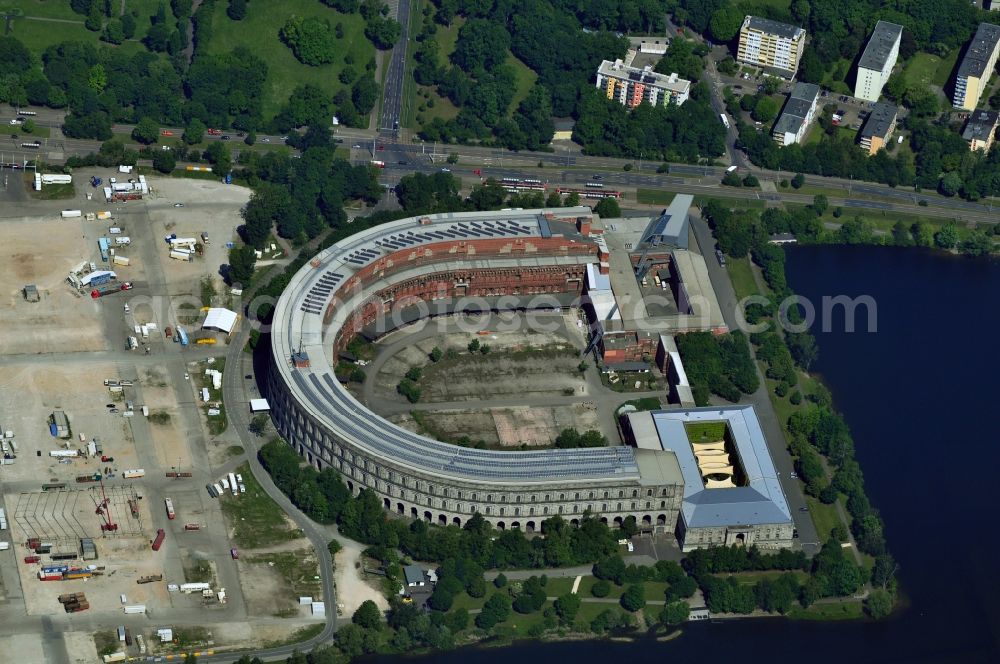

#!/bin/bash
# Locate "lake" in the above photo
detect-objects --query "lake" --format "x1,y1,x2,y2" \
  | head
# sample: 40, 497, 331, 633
381, 245, 1000, 663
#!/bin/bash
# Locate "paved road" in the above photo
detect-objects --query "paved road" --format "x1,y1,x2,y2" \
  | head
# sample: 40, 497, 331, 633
377, 0, 412, 136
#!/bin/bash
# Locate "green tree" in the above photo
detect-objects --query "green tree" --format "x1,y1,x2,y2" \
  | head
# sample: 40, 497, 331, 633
751, 96, 780, 123
184, 118, 207, 145
553, 593, 581, 624
865, 589, 893, 619
121, 13, 136, 38
21, 118, 35, 134
933, 223, 959, 249
709, 7, 744, 42
85, 4, 103, 31
593, 198, 621, 218
938, 171, 963, 197
564, 191, 581, 206
475, 592, 511, 629
280, 16, 338, 66
102, 19, 125, 44
467, 338, 480, 353
353, 599, 382, 629
227, 0, 248, 21
132, 117, 160, 144
227, 244, 256, 285
812, 194, 829, 216
660, 600, 690, 626
365, 16, 401, 50
791, 173, 805, 189
620, 584, 646, 612
152, 148, 176, 173
591, 579, 611, 597
87, 64, 107, 92
429, 347, 443, 362
493, 573, 508, 588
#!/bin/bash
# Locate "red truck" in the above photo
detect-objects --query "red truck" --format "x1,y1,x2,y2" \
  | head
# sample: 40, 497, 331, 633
207, 128, 222, 135
160, 130, 173, 136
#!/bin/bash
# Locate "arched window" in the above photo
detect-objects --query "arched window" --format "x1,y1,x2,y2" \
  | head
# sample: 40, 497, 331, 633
603, 491, 609, 499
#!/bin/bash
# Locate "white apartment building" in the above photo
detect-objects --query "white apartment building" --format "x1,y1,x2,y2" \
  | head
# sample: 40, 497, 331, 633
855, 21, 903, 102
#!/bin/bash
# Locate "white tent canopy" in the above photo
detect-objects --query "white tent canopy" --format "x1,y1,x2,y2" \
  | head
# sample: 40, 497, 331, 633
202, 307, 238, 334
249, 398, 270, 413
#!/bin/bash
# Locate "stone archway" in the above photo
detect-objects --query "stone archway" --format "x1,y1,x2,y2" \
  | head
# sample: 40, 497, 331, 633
411, 507, 418, 518
656, 514, 667, 526
397, 502, 405, 515
570, 519, 580, 528
526, 521, 536, 533
423, 511, 432, 522
511, 521, 520, 530
600, 517, 608, 525
452, 516, 462, 527
641, 515, 652, 526
613, 516, 623, 528
438, 514, 447, 526
383, 497, 391, 509
497, 521, 506, 530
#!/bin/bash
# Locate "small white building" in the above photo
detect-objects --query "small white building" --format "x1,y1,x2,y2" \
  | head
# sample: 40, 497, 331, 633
772, 82, 820, 146
202, 308, 239, 335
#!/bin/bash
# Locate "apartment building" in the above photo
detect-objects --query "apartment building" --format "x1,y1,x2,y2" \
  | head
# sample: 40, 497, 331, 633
953, 23, 1000, 111
855, 21, 903, 102
962, 109, 999, 151
596, 60, 691, 109
737, 15, 806, 78
858, 102, 898, 156
772, 82, 820, 146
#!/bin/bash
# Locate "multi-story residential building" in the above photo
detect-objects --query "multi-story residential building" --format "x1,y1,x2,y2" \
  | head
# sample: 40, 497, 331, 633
855, 21, 903, 102
772, 82, 820, 146
962, 109, 999, 151
596, 59, 691, 108
953, 23, 1000, 111
858, 102, 898, 156
736, 15, 806, 78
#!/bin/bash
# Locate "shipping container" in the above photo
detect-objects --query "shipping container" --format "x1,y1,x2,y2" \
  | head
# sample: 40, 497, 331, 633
136, 574, 162, 584
24, 555, 40, 564
169, 249, 192, 261
113, 256, 130, 266
122, 469, 145, 478
151, 529, 165, 551
123, 605, 146, 614
184, 523, 201, 531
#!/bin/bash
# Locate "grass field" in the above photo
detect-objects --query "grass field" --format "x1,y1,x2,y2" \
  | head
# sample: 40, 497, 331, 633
0, 123, 51, 138
726, 257, 760, 301
219, 463, 303, 549
685, 421, 728, 442
787, 598, 864, 620
6, 0, 174, 54
903, 51, 959, 90
28, 181, 75, 199
204, 0, 374, 119
636, 189, 679, 205
506, 52, 537, 109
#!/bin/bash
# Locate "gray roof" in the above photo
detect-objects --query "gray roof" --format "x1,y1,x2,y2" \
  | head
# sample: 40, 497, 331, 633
649, 407, 792, 528
859, 102, 898, 139
962, 109, 999, 142
744, 15, 804, 41
958, 23, 1000, 79
773, 83, 819, 136
858, 21, 903, 72
272, 208, 665, 486
641, 194, 692, 250
404, 565, 425, 585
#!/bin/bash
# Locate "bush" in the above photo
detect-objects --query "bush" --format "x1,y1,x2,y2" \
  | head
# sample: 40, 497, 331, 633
620, 584, 646, 612
591, 579, 611, 597
494, 573, 508, 588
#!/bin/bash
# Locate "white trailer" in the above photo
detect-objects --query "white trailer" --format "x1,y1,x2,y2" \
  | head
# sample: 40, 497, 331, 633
123, 605, 146, 614
113, 256, 130, 266
60, 210, 82, 218
228, 472, 238, 496
122, 469, 145, 478
180, 582, 211, 593
41, 174, 72, 184
169, 249, 192, 261
49, 450, 79, 458
115, 237, 130, 246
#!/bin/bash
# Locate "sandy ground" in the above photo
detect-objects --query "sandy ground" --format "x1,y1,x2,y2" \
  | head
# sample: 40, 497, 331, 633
143, 177, 251, 299
236, 542, 324, 619
212, 621, 319, 650
0, 633, 47, 664
64, 631, 100, 664
0, 218, 109, 355
137, 366, 191, 471
0, 362, 141, 483
334, 543, 388, 617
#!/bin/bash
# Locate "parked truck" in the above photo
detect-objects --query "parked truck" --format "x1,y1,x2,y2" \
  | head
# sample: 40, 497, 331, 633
60, 210, 82, 218
150, 529, 165, 551
164, 498, 175, 520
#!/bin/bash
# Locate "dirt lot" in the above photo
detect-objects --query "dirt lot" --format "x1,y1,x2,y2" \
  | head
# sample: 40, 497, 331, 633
0, 362, 142, 483
0, 218, 109, 355
334, 542, 388, 617
137, 365, 192, 471
392, 402, 601, 447
236, 541, 323, 619
143, 177, 251, 300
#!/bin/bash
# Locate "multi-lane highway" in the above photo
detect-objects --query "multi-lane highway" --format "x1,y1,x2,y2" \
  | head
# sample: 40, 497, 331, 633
377, 0, 412, 136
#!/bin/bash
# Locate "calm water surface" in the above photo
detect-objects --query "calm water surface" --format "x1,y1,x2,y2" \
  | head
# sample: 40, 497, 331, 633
381, 246, 1000, 664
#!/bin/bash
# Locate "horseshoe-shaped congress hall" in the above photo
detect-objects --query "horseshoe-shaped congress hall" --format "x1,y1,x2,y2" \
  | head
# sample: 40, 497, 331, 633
267, 207, 687, 534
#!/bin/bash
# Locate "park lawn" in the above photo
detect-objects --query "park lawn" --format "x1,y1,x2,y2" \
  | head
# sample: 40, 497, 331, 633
506, 51, 537, 110
636, 188, 676, 205
787, 598, 864, 621
0, 123, 51, 138
904, 51, 959, 90
204, 0, 374, 119
219, 462, 304, 549
4, 0, 81, 20
727, 257, 761, 301
806, 495, 844, 542
8, 14, 98, 53
412, 17, 463, 130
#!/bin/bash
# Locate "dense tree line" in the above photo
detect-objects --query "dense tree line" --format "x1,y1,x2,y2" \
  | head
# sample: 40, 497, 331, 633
234, 127, 382, 249
258, 439, 630, 570
674, 331, 759, 405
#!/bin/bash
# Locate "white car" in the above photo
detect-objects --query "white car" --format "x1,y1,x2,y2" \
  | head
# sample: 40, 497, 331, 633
173, 203, 184, 207
236, 474, 243, 482
123, 303, 130, 313
183, 373, 189, 380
